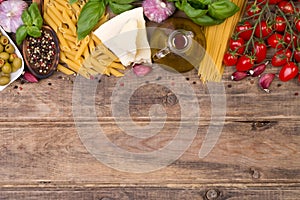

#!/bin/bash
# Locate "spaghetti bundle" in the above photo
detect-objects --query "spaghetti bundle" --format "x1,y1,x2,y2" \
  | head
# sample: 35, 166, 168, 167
199, 0, 247, 82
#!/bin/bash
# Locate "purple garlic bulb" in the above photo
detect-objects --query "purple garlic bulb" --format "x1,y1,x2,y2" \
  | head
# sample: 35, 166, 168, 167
142, 0, 176, 23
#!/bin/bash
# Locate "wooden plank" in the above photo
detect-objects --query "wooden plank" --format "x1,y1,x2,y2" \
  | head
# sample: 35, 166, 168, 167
0, 120, 299, 184
1, 68, 299, 123
0, 186, 300, 200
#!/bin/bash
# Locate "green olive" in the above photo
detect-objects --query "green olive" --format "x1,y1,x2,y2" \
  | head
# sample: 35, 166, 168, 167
0, 44, 3, 53
2, 62, 11, 74
0, 52, 9, 60
9, 53, 18, 63
5, 44, 14, 54
0, 71, 10, 77
12, 58, 22, 72
0, 76, 10, 86
0, 59, 4, 68
0, 36, 9, 46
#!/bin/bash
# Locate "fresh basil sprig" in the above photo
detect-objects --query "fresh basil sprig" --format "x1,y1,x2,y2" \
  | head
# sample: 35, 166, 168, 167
16, 3, 43, 45
173, 0, 239, 26
74, 0, 137, 40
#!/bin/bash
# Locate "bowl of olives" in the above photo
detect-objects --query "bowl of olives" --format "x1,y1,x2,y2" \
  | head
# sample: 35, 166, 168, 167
0, 26, 24, 91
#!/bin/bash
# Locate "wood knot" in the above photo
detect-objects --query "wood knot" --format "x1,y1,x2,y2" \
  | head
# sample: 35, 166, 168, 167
165, 93, 178, 106
251, 121, 277, 131
205, 189, 219, 200
250, 167, 261, 179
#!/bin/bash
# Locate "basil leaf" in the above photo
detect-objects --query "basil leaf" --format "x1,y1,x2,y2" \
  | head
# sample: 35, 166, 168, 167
21, 10, 32, 26
175, 0, 207, 18
77, 1, 105, 40
110, 0, 136, 5
16, 25, 28, 45
208, 0, 239, 20
28, 3, 43, 29
27, 26, 42, 38
109, 2, 133, 14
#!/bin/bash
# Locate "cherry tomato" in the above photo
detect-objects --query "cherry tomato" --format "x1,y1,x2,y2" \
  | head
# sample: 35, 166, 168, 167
267, 33, 284, 49
236, 55, 255, 71
273, 16, 286, 32
235, 21, 253, 41
246, 4, 261, 19
229, 37, 245, 54
252, 41, 267, 63
254, 21, 272, 38
293, 48, 300, 63
284, 32, 297, 49
295, 18, 300, 32
279, 62, 299, 82
223, 51, 238, 66
271, 49, 292, 67
278, 1, 294, 14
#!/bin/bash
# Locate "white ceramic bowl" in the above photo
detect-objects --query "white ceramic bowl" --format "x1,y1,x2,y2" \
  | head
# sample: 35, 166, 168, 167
0, 26, 24, 91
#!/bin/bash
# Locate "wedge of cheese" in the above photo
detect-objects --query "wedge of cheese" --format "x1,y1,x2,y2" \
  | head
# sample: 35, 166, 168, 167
93, 7, 152, 66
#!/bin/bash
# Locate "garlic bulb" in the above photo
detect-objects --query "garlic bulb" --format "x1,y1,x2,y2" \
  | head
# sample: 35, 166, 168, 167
142, 0, 176, 23
0, 0, 27, 33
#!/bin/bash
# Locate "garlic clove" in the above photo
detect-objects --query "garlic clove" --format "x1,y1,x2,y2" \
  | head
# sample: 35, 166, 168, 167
23, 71, 39, 83
258, 73, 275, 93
133, 64, 152, 77
231, 71, 248, 81
249, 61, 269, 77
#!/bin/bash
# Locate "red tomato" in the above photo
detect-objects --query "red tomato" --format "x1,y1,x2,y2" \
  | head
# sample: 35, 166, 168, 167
246, 4, 261, 19
254, 21, 272, 38
273, 16, 286, 32
295, 18, 300, 32
229, 37, 245, 54
284, 32, 297, 49
278, 1, 294, 14
235, 21, 253, 41
294, 48, 300, 63
236, 55, 255, 71
267, 33, 284, 49
223, 51, 238, 66
253, 41, 267, 63
279, 62, 299, 82
271, 49, 292, 67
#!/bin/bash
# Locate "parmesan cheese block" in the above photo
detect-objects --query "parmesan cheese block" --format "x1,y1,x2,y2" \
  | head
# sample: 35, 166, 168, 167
93, 7, 152, 66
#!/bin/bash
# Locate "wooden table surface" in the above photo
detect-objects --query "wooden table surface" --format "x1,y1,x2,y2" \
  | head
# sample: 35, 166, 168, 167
1, 63, 300, 199
1, 1, 300, 199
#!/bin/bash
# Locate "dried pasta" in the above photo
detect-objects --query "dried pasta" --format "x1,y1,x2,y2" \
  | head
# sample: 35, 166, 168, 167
199, 0, 247, 82
43, 0, 125, 77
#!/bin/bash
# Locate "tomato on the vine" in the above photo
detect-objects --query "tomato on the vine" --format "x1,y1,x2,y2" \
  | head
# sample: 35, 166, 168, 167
271, 49, 292, 67
223, 51, 238, 66
246, 4, 261, 19
267, 33, 285, 49
295, 18, 300, 32
294, 48, 300, 63
229, 37, 245, 54
284, 32, 298, 49
278, 1, 295, 14
235, 21, 253, 41
236, 55, 255, 71
252, 41, 267, 63
254, 21, 272, 38
273, 16, 286, 32
279, 62, 299, 82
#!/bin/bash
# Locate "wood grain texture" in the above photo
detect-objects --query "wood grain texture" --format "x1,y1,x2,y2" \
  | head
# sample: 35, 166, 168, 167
1, 0, 300, 198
